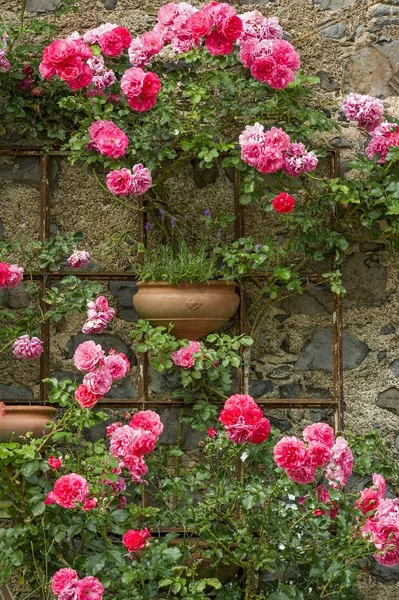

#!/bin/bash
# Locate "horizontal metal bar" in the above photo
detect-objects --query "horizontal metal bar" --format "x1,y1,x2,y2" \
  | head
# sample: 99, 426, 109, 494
25, 272, 136, 280
0, 148, 69, 156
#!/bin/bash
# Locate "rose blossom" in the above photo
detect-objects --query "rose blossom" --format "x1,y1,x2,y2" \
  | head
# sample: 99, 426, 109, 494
104, 352, 130, 381
307, 441, 331, 468
83, 366, 113, 396
208, 427, 218, 438
109, 425, 137, 458
122, 528, 151, 552
326, 436, 354, 488
128, 38, 151, 67
75, 384, 102, 409
158, 3, 179, 26
58, 581, 79, 600
120, 67, 145, 97
286, 463, 316, 485
76, 576, 104, 600
0, 262, 24, 288
205, 30, 234, 56
13, 335, 43, 359
48, 456, 63, 470
366, 121, 399, 163
142, 31, 164, 55
129, 410, 164, 438
131, 163, 153, 195
272, 192, 295, 213
67, 250, 91, 268
220, 395, 271, 445
273, 436, 308, 470
52, 473, 89, 509
106, 168, 134, 196
123, 453, 148, 482
283, 143, 318, 177
88, 120, 129, 159
303, 422, 335, 449
342, 93, 384, 132
250, 418, 271, 444
188, 11, 213, 38
171, 341, 201, 368
73, 340, 104, 372
51, 568, 79, 595
106, 422, 122, 438
82, 497, 98, 511
257, 147, 285, 174
84, 23, 118, 44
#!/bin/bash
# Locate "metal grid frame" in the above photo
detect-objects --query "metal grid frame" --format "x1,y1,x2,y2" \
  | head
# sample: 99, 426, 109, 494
0, 146, 344, 430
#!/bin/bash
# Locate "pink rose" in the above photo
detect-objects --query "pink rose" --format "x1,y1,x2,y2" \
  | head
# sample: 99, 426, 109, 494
204, 1, 236, 26
59, 582, 79, 600
220, 15, 243, 42
273, 436, 308, 470
65, 63, 92, 90
142, 72, 161, 96
106, 422, 122, 438
103, 352, 131, 381
127, 93, 158, 112
188, 11, 213, 38
257, 147, 284, 174
44, 491, 57, 505
73, 340, 105, 372
12, 335, 43, 360
342, 93, 384, 132
82, 497, 98, 511
109, 425, 137, 458
106, 168, 133, 196
250, 55, 276, 84
264, 127, 290, 151
120, 67, 145, 98
128, 38, 151, 67
75, 384, 102, 409
171, 340, 201, 369
52, 473, 89, 509
131, 163, 152, 195
99, 30, 124, 57
122, 528, 151, 552
272, 39, 301, 71
48, 456, 63, 470
303, 422, 335, 449
142, 31, 164, 55
82, 317, 107, 335
241, 143, 263, 167
76, 576, 104, 600
112, 26, 132, 48
88, 120, 129, 159
83, 366, 113, 396
267, 64, 295, 90
307, 441, 331, 468
42, 39, 76, 65
205, 30, 234, 56
250, 417, 271, 444
129, 410, 163, 438
207, 427, 218, 438
158, 3, 179, 26
123, 453, 148, 482
67, 250, 91, 268
286, 463, 316, 485
51, 568, 79, 595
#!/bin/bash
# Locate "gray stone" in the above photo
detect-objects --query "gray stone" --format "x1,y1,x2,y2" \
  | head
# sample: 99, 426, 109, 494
305, 385, 331, 399
372, 4, 396, 17
268, 365, 293, 379
158, 409, 203, 450
370, 561, 399, 583
321, 22, 345, 38
294, 327, 369, 372
342, 42, 399, 99
0, 219, 4, 239
249, 379, 274, 398
317, 70, 340, 92
313, 0, 355, 9
389, 360, 399, 378
192, 161, 219, 188
109, 280, 138, 322
371, 17, 399, 33
0, 384, 33, 401
396, 432, 399, 450
377, 387, 399, 415
378, 350, 386, 362
342, 253, 387, 307
329, 137, 354, 149
0, 157, 59, 184
103, 0, 118, 8
274, 313, 289, 323
67, 333, 134, 363
310, 409, 331, 422
381, 323, 396, 334
149, 369, 180, 394
26, 0, 60, 11
345, 473, 371, 494
279, 383, 302, 398
269, 418, 292, 432
3, 283, 30, 309
280, 284, 330, 316
105, 378, 137, 399
238, 0, 272, 4
359, 242, 385, 252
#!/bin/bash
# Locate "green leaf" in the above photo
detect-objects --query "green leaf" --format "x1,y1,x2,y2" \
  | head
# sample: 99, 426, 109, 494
162, 547, 182, 562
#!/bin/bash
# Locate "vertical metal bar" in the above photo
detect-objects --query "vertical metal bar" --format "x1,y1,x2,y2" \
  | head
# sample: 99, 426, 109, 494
39, 155, 50, 405
234, 169, 246, 394
332, 292, 344, 431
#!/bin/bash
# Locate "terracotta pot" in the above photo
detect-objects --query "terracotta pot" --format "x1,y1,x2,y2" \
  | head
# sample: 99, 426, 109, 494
0, 406, 57, 442
133, 281, 240, 340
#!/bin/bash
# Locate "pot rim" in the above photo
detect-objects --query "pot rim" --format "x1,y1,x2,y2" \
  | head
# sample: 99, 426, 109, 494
0, 405, 57, 415
137, 280, 237, 289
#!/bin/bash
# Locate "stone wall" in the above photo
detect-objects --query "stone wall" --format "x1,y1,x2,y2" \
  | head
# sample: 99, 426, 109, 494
1, 0, 399, 596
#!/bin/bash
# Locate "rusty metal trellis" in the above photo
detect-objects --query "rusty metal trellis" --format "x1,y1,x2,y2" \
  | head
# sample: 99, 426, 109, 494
0, 146, 344, 431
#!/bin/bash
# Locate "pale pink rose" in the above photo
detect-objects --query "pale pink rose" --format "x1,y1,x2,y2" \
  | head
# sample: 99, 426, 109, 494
373, 473, 387, 497
52, 473, 89, 509
87, 55, 106, 74
158, 3, 180, 26
12, 335, 43, 359
123, 452, 148, 483
203, 1, 235, 26
51, 568, 79, 595
326, 436, 354, 488
259, 17, 283, 40
89, 296, 115, 324
83, 366, 113, 396
303, 423, 335, 449
239, 38, 257, 68
82, 317, 107, 335
76, 576, 104, 600
120, 67, 145, 98
283, 142, 318, 177
128, 38, 151, 67
239, 122, 265, 146
129, 410, 164, 438
103, 352, 130, 381
273, 436, 308, 470
0, 53, 10, 73
171, 340, 201, 368
67, 250, 91, 268
73, 340, 104, 372
58, 582, 79, 600
264, 127, 290, 151
83, 23, 118, 45
106, 168, 134, 196
131, 163, 152, 195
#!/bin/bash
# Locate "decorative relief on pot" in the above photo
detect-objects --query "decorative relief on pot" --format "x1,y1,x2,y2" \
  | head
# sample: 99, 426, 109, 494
186, 297, 203, 310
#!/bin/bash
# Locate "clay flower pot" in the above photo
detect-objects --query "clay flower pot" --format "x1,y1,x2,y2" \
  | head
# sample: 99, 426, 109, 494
0, 406, 57, 442
133, 281, 240, 340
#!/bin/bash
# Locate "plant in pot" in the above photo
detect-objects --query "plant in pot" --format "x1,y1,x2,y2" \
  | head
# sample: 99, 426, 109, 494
0, 233, 105, 441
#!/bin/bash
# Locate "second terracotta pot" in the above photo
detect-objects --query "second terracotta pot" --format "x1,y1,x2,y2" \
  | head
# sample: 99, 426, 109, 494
133, 280, 240, 340
0, 405, 57, 442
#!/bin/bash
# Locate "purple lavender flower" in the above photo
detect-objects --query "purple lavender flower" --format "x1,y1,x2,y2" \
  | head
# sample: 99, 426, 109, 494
159, 209, 166, 221
144, 221, 151, 232
217, 228, 222, 240
171, 217, 177, 228
204, 209, 211, 219
255, 244, 262, 251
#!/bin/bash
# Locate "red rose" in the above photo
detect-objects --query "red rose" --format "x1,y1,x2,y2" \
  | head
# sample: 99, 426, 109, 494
48, 455, 63, 470
112, 26, 132, 48
42, 39, 76, 65
207, 427, 218, 438
142, 72, 161, 96
75, 384, 102, 409
272, 192, 295, 213
220, 15, 243, 42
250, 418, 271, 444
250, 56, 276, 84
122, 528, 151, 552
205, 30, 234, 56
99, 30, 124, 57
67, 63, 93, 90
128, 93, 158, 112
188, 11, 213, 38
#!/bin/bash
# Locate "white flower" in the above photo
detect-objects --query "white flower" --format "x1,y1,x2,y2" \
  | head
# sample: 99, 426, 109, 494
278, 543, 285, 550
240, 451, 249, 462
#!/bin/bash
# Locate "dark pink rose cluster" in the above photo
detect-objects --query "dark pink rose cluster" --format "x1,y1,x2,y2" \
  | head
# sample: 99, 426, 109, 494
219, 394, 271, 445
73, 340, 130, 407
82, 295, 115, 334
106, 163, 152, 196
366, 121, 399, 164
342, 93, 384, 133
0, 32, 10, 73
44, 473, 96, 510
239, 122, 318, 176
273, 423, 353, 487
128, 31, 164, 68
86, 55, 116, 95
171, 340, 201, 369
108, 410, 163, 483
0, 262, 24, 288
39, 38, 93, 90
88, 120, 129, 159
51, 568, 104, 600
120, 66, 161, 112
67, 250, 91, 268
358, 475, 399, 567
